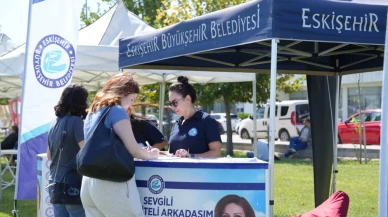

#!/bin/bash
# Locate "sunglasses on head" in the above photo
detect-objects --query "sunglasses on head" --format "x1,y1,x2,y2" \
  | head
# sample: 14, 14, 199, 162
168, 98, 184, 107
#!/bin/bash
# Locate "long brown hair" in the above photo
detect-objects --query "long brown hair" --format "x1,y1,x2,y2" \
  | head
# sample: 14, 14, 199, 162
89, 73, 140, 113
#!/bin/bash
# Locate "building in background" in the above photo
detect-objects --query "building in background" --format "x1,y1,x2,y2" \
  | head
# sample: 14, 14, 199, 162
208, 71, 382, 121
284, 72, 382, 121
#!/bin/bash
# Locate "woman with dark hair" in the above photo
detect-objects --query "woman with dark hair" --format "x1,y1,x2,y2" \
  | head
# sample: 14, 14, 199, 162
47, 84, 89, 217
168, 76, 221, 158
127, 108, 167, 150
81, 73, 158, 217
1, 125, 18, 150
214, 194, 256, 217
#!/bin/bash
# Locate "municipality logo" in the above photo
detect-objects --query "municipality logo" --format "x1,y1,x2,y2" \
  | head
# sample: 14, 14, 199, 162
188, 127, 198, 136
33, 34, 76, 88
67, 187, 80, 196
147, 175, 165, 194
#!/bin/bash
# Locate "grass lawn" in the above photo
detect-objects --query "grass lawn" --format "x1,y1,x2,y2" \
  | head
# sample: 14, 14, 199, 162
0, 153, 379, 217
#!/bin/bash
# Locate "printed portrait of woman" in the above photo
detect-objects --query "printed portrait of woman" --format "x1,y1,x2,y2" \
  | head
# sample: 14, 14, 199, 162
214, 194, 256, 217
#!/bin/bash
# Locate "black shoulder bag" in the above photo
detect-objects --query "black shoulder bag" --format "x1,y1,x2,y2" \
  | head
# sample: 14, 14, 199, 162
46, 116, 82, 205
76, 107, 135, 182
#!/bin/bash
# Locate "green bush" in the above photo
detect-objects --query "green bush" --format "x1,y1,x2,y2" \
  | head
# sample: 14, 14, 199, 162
238, 113, 250, 120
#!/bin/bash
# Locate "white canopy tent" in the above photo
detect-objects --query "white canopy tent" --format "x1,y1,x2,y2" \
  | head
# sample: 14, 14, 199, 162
0, 0, 258, 134
0, 33, 17, 56
0, 0, 154, 97
0, 1, 255, 93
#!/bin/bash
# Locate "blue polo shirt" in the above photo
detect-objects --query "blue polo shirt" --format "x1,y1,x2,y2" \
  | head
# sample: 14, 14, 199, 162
134, 120, 165, 147
168, 110, 221, 154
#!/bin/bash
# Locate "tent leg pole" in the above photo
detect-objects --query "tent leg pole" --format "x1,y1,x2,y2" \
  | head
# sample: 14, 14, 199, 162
252, 74, 257, 155
332, 75, 340, 194
12, 200, 18, 217
268, 38, 278, 217
378, 10, 388, 217
159, 74, 166, 132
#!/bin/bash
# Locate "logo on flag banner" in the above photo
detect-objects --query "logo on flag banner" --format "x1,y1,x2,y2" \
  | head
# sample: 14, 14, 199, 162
15, 0, 79, 200
33, 35, 76, 88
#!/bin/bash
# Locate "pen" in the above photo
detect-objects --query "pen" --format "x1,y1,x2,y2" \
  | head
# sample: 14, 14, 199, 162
145, 141, 152, 151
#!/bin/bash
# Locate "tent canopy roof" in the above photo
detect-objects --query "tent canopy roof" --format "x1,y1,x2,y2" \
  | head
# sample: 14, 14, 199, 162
0, 33, 17, 56
78, 1, 154, 46
118, 0, 388, 76
0, 1, 255, 99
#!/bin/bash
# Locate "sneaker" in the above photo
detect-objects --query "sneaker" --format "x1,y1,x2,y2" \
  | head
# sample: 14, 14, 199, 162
283, 151, 292, 158
289, 148, 296, 153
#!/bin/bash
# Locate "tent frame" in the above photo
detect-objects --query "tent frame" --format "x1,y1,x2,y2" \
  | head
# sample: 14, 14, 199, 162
118, 1, 387, 216
122, 38, 343, 217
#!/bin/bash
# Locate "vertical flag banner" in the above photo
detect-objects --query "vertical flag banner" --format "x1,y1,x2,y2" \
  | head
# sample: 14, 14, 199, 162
15, 0, 79, 200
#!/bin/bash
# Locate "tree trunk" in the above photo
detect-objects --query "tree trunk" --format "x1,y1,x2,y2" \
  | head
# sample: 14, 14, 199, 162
166, 109, 172, 141
141, 97, 146, 116
223, 95, 234, 156
357, 78, 362, 164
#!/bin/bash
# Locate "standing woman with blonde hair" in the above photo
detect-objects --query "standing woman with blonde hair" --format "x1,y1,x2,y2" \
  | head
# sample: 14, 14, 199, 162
80, 73, 159, 217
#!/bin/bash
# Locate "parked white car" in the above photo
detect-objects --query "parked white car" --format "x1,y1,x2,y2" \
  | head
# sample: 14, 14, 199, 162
238, 100, 309, 141
210, 113, 240, 132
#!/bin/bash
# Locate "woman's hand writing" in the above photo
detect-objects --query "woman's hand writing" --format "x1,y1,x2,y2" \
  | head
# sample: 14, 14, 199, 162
147, 148, 159, 160
175, 149, 190, 158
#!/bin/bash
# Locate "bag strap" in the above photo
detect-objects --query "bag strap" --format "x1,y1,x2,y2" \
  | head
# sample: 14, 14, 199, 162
52, 116, 70, 182
88, 106, 112, 137
55, 107, 111, 183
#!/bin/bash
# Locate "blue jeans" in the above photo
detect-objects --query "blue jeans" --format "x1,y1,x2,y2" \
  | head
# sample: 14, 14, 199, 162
53, 204, 85, 217
285, 137, 308, 157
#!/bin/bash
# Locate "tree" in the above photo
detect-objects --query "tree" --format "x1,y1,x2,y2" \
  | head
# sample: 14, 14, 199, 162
80, 3, 105, 27
80, 0, 162, 27
352, 74, 367, 164
79, 0, 163, 115
154, 0, 305, 155
154, 0, 250, 28
88, 0, 164, 115
0, 98, 8, 105
198, 75, 304, 155
101, 0, 162, 25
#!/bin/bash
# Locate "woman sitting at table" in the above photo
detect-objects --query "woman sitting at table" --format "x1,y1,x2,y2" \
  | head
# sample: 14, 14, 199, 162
168, 76, 221, 158
1, 125, 18, 150
127, 108, 168, 150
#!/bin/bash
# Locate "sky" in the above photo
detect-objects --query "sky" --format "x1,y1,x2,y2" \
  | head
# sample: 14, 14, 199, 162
0, 0, 111, 46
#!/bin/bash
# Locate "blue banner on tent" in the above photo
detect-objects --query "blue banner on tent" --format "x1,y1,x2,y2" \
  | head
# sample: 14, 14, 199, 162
276, 0, 387, 45
119, 0, 387, 69
119, 0, 273, 67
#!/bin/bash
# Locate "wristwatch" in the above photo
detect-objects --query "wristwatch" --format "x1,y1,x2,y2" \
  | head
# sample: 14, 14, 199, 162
190, 153, 195, 158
